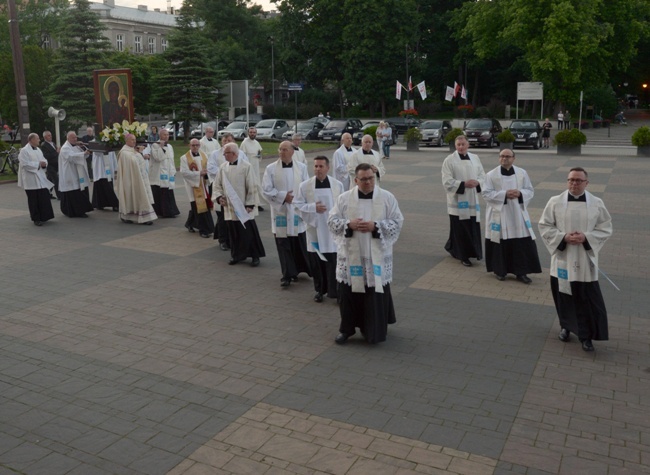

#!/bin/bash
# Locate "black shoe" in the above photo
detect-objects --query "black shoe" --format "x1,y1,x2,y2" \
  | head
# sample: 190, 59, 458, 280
516, 275, 532, 284
121, 218, 133, 224
220, 242, 230, 251
495, 274, 506, 281
185, 224, 195, 233
558, 328, 570, 342
335, 333, 351, 344
258, 206, 265, 211
228, 258, 241, 265
200, 232, 210, 238
79, 214, 88, 218
33, 221, 42, 226
581, 339, 594, 352
251, 257, 260, 267
461, 259, 472, 267
314, 292, 323, 303
141, 221, 153, 225
291, 276, 299, 282
112, 207, 119, 212
50, 194, 57, 200
280, 278, 291, 287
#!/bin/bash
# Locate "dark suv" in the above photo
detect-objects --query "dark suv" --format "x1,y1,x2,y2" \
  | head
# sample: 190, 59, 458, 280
463, 118, 503, 147
318, 118, 363, 142
508, 120, 542, 149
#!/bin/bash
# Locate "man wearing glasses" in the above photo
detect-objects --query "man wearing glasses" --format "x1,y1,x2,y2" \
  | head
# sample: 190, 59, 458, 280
482, 149, 541, 284
538, 167, 613, 352
328, 164, 404, 344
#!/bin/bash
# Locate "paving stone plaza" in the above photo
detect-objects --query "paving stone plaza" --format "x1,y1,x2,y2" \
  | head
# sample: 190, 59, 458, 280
1, 123, 649, 474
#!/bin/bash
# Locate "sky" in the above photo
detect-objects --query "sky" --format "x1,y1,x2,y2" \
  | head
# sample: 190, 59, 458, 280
112, 0, 276, 12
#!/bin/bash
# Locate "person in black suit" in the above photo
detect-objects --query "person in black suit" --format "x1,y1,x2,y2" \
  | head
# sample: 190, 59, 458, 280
41, 131, 60, 199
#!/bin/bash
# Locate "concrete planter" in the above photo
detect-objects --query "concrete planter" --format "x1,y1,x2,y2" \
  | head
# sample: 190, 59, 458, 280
449, 143, 456, 153
557, 144, 582, 156
406, 141, 419, 152
637, 146, 650, 157
499, 142, 514, 151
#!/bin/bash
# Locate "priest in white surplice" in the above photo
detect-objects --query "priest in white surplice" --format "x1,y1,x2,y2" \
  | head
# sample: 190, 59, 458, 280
149, 129, 180, 218
115, 134, 157, 225
482, 149, 541, 283
291, 134, 307, 166
240, 127, 264, 211
539, 167, 612, 352
17, 133, 55, 226
199, 126, 219, 156
208, 133, 249, 250
181, 139, 215, 238
332, 133, 356, 190
213, 142, 265, 267
262, 141, 312, 287
91, 151, 119, 211
442, 134, 485, 266
294, 156, 344, 302
328, 163, 403, 344
59, 131, 93, 218
346, 134, 386, 189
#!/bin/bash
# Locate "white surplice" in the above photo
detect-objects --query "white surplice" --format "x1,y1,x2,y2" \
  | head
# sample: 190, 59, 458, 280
262, 159, 308, 236
59, 142, 90, 192
18, 145, 54, 190
91, 152, 117, 183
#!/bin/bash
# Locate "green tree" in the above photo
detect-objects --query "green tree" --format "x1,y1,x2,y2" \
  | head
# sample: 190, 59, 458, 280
0, 45, 52, 133
150, 1, 226, 142
44, 0, 111, 131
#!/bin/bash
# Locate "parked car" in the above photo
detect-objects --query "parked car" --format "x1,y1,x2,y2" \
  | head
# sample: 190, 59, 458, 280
234, 113, 270, 127
463, 118, 503, 147
254, 119, 290, 139
385, 116, 421, 134
282, 120, 328, 140
318, 118, 363, 142
191, 120, 230, 138
507, 120, 542, 149
217, 121, 248, 139
419, 120, 453, 146
352, 120, 397, 146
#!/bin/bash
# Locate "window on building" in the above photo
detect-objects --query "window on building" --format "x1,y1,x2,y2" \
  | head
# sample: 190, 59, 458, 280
148, 37, 156, 54
161, 38, 167, 52
42, 35, 51, 49
116, 34, 124, 52
134, 36, 142, 53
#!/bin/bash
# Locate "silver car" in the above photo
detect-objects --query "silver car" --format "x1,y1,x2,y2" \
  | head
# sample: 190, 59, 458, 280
254, 119, 290, 139
217, 121, 248, 139
420, 120, 453, 146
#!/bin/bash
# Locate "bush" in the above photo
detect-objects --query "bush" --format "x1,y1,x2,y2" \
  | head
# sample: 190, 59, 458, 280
485, 98, 507, 119
497, 129, 515, 143
404, 127, 422, 142
445, 128, 465, 144
364, 125, 378, 139
553, 128, 587, 146
631, 126, 650, 146
475, 106, 490, 118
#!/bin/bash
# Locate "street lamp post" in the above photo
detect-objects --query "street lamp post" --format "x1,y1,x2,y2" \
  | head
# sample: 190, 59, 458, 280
268, 36, 275, 106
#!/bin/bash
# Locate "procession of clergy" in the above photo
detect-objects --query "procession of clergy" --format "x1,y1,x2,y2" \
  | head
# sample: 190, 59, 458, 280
17, 128, 611, 350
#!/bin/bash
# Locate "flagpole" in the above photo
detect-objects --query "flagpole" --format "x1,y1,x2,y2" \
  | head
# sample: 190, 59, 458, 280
405, 44, 409, 109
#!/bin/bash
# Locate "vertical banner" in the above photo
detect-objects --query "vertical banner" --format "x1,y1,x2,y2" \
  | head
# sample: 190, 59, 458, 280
417, 81, 427, 100
396, 80, 403, 100
461, 85, 467, 100
445, 86, 454, 102
93, 69, 134, 128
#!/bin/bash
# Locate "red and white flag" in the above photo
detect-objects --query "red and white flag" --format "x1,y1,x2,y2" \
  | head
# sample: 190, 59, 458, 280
445, 86, 454, 102
416, 81, 427, 100
454, 81, 461, 98
461, 85, 467, 100
408, 76, 413, 91
396, 80, 403, 100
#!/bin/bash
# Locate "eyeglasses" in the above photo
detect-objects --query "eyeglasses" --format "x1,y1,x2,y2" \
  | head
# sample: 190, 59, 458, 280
357, 176, 375, 183
499, 155, 514, 158
567, 179, 587, 184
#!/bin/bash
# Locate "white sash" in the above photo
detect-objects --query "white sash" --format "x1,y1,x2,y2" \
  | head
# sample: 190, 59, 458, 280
347, 186, 386, 293
305, 177, 342, 261
222, 171, 250, 227
273, 159, 302, 238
